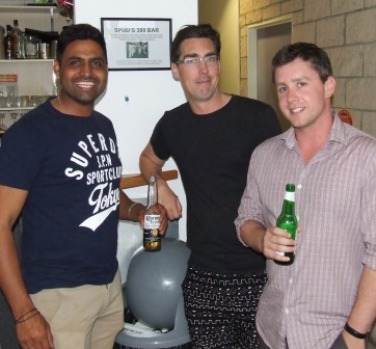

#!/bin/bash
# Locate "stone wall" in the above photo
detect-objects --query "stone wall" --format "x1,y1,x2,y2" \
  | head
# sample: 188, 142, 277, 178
240, 0, 376, 136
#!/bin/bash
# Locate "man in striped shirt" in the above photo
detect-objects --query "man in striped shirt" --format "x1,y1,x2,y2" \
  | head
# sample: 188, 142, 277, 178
235, 42, 376, 349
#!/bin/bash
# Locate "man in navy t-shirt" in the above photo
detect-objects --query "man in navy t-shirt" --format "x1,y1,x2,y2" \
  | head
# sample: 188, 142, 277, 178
0, 24, 166, 349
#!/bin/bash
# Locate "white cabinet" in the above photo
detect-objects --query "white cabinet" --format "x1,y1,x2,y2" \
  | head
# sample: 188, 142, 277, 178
0, 5, 70, 129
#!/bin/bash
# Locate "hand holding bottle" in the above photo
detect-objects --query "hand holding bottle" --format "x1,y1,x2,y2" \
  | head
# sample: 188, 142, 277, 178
140, 203, 168, 233
263, 225, 298, 263
143, 176, 166, 251
271, 184, 299, 265
157, 178, 183, 220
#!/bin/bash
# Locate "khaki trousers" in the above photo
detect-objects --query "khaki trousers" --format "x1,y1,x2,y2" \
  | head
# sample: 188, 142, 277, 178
30, 270, 124, 349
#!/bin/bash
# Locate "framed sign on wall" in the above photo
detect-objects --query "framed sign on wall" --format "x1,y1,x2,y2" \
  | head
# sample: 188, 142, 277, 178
101, 18, 172, 71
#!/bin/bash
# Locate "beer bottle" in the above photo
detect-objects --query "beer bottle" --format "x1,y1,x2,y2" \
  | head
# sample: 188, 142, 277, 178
0, 26, 5, 60
10, 20, 24, 59
275, 183, 297, 265
143, 176, 161, 251
4, 25, 13, 60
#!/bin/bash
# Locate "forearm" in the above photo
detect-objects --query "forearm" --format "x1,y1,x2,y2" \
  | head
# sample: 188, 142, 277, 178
0, 227, 34, 320
346, 266, 376, 333
119, 190, 145, 224
139, 143, 181, 220
239, 220, 266, 254
0, 186, 34, 319
139, 149, 164, 182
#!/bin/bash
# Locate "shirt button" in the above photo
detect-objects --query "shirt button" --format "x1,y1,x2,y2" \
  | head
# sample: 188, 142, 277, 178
289, 278, 293, 285
285, 308, 290, 314
297, 184, 302, 189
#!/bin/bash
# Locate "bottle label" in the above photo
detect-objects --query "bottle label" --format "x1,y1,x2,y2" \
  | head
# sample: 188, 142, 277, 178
285, 192, 295, 202
144, 214, 160, 229
143, 214, 161, 246
143, 228, 160, 242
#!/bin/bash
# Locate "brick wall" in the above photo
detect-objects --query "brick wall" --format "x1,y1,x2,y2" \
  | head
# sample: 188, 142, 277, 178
240, 0, 376, 136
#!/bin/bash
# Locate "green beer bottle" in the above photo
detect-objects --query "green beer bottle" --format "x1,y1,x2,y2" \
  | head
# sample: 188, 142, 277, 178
275, 183, 297, 265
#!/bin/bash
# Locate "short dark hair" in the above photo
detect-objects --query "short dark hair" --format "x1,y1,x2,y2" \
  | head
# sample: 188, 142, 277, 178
170, 24, 221, 63
271, 42, 333, 83
56, 23, 107, 64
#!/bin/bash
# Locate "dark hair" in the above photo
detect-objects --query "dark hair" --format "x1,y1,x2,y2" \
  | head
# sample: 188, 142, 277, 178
271, 42, 333, 83
170, 24, 221, 63
56, 23, 107, 64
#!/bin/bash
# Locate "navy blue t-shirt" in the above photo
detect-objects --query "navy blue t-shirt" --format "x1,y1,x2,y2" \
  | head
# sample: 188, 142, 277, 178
0, 100, 122, 293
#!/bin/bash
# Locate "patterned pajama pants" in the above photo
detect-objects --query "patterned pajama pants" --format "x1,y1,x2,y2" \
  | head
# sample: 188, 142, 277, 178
182, 266, 267, 349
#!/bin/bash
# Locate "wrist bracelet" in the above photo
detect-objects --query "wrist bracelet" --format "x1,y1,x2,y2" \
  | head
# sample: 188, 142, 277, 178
15, 310, 40, 325
344, 322, 368, 339
14, 307, 37, 323
128, 202, 140, 220
14, 308, 39, 324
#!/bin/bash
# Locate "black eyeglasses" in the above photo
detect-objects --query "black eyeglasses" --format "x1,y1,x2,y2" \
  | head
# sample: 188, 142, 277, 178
175, 55, 219, 66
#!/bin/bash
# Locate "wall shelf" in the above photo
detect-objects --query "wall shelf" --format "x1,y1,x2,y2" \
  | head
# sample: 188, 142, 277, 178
0, 59, 54, 63
0, 5, 57, 12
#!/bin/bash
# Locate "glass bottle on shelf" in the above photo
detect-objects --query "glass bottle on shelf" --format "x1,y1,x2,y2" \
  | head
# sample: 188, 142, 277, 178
0, 26, 5, 59
10, 19, 25, 59
3, 25, 13, 60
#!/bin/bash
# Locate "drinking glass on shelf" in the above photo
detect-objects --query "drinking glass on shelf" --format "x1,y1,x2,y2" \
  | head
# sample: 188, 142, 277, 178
29, 95, 40, 107
0, 112, 8, 132
10, 111, 20, 125
20, 95, 31, 108
25, 35, 38, 59
0, 95, 6, 109
4, 96, 21, 109
5, 97, 13, 109
19, 110, 28, 119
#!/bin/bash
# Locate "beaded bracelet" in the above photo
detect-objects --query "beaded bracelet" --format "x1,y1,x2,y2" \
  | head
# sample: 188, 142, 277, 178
344, 322, 368, 339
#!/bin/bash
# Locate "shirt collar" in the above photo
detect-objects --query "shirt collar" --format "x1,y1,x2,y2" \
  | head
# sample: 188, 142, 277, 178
279, 112, 349, 150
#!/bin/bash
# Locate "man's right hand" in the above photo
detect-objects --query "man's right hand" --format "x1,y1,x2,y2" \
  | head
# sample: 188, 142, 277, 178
263, 226, 297, 262
158, 180, 182, 220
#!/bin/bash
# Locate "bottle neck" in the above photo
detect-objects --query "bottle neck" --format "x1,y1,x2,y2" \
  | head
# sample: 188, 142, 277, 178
147, 179, 158, 208
282, 200, 295, 214
281, 192, 295, 215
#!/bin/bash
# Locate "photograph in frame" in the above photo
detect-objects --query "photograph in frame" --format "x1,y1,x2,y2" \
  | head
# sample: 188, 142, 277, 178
101, 18, 172, 71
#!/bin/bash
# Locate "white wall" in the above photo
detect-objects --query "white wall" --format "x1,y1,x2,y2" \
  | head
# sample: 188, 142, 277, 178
75, 0, 198, 240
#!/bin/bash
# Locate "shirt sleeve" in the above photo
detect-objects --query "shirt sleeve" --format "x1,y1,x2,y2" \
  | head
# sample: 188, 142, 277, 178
0, 119, 42, 190
150, 113, 171, 161
235, 146, 267, 245
360, 141, 376, 270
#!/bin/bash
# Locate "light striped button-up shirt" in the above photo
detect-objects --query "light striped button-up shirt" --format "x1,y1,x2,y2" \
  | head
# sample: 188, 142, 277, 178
235, 115, 376, 349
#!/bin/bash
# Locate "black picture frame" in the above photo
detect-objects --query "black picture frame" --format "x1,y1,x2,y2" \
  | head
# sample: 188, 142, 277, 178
101, 18, 172, 71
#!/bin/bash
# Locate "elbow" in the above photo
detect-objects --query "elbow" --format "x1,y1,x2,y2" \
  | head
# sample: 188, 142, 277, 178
235, 220, 249, 247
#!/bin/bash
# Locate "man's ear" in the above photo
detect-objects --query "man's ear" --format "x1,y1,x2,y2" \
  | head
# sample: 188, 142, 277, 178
171, 63, 180, 81
324, 76, 336, 99
53, 59, 60, 78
